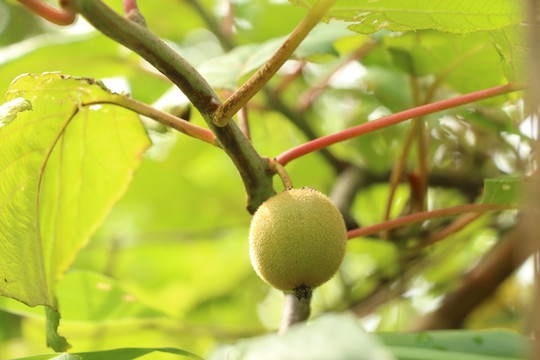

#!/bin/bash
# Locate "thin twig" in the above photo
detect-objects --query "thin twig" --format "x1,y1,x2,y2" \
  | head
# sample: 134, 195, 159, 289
82, 95, 217, 145
237, 106, 251, 141
221, 0, 235, 43
18, 0, 77, 25
414, 212, 484, 249
274, 60, 306, 94
347, 203, 514, 240
269, 159, 293, 189
213, 0, 337, 126
384, 122, 416, 222
185, 0, 234, 50
277, 83, 525, 166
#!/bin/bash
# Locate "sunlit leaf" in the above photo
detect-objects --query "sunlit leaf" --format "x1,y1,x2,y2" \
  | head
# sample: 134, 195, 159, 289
0, 73, 151, 309
290, 0, 525, 34
0, 97, 32, 125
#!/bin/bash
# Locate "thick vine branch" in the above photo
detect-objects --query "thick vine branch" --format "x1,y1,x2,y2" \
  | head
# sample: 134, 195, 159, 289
65, 0, 274, 212
277, 83, 525, 166
65, 0, 219, 117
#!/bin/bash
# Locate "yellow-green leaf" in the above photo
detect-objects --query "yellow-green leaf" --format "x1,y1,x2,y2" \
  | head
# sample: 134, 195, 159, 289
290, 0, 525, 34
0, 73, 151, 308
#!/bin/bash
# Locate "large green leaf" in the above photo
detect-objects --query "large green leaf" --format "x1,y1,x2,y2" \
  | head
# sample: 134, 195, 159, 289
290, 0, 525, 34
384, 31, 506, 95
0, 97, 32, 125
377, 330, 528, 359
209, 313, 397, 360
0, 73, 151, 308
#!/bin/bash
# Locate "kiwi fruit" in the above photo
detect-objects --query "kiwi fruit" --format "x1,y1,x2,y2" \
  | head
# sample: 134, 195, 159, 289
249, 187, 347, 294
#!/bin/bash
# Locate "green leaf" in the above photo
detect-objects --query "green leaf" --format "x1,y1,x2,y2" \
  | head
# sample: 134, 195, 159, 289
481, 177, 522, 205
0, 97, 32, 125
290, 0, 525, 34
0, 73, 151, 308
45, 306, 70, 352
0, 269, 166, 322
6, 347, 202, 360
209, 313, 397, 360
490, 25, 529, 83
55, 270, 164, 322
377, 330, 528, 359
383, 31, 506, 95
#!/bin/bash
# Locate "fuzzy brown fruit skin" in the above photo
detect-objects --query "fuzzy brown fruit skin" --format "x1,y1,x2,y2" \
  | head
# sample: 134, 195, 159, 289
249, 187, 347, 293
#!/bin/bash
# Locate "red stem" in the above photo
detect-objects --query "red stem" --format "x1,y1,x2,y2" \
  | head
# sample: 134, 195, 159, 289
277, 83, 524, 166
122, 0, 139, 13
18, 0, 76, 26
347, 203, 512, 240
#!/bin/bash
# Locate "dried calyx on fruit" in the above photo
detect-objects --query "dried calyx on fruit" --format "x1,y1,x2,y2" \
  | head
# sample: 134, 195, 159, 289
249, 187, 347, 298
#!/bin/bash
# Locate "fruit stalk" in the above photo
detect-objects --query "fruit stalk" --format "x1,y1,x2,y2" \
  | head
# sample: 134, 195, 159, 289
279, 291, 312, 333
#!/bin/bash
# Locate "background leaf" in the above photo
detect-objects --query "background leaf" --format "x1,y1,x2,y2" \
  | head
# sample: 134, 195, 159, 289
377, 330, 528, 360
481, 177, 522, 205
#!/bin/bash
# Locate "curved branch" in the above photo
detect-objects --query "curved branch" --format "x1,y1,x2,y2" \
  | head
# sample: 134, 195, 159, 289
66, 0, 274, 213
18, 0, 77, 25
212, 0, 337, 126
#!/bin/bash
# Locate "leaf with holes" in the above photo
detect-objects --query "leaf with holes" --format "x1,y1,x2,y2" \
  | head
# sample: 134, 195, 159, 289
0, 73, 151, 309
289, 0, 525, 34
